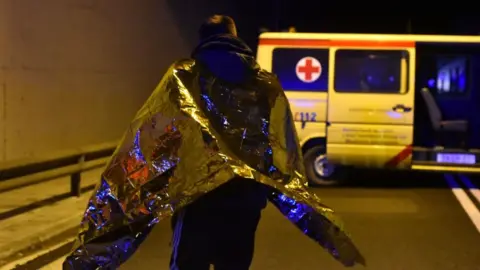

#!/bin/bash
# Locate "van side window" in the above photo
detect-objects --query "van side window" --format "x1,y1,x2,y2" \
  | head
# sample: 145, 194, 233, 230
272, 48, 329, 92
334, 50, 409, 94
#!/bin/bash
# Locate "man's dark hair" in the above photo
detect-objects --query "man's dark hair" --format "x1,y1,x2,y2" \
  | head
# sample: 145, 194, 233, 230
199, 15, 237, 41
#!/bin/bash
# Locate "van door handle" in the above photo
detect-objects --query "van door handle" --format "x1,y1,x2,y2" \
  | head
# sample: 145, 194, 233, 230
392, 104, 412, 112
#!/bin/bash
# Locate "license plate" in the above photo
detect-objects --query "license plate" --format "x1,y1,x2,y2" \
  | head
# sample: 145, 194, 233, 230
436, 153, 476, 165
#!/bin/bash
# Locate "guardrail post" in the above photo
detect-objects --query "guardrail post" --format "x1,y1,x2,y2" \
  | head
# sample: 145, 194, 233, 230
70, 155, 85, 197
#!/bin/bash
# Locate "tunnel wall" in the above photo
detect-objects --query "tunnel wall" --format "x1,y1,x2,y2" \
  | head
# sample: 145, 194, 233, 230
0, 0, 243, 161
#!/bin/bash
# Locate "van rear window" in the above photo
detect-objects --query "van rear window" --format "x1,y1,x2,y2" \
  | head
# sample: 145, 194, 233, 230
272, 48, 329, 92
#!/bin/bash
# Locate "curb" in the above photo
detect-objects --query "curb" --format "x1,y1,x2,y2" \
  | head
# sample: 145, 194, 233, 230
0, 216, 80, 267
9, 239, 75, 270
0, 199, 85, 267
0, 219, 79, 265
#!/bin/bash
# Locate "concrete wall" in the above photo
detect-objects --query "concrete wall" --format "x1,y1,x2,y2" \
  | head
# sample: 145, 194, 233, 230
0, 0, 240, 161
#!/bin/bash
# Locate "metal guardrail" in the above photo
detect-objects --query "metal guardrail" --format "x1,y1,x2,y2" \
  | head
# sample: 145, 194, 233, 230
0, 141, 117, 196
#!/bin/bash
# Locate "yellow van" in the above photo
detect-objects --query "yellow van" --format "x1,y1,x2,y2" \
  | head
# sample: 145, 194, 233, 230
257, 32, 480, 185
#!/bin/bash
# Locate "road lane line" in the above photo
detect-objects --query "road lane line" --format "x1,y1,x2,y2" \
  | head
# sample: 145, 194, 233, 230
458, 174, 480, 204
444, 174, 480, 233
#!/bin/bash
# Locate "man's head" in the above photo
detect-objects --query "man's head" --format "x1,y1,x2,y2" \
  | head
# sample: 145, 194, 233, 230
199, 15, 237, 41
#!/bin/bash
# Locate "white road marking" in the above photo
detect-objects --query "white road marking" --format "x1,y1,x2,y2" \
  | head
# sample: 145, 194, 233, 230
458, 174, 480, 204
0, 237, 74, 270
444, 174, 480, 233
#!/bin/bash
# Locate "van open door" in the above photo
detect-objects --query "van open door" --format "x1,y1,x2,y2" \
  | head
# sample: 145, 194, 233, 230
326, 46, 415, 169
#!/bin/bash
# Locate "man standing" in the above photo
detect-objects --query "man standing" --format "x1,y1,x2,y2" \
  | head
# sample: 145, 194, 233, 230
170, 15, 268, 270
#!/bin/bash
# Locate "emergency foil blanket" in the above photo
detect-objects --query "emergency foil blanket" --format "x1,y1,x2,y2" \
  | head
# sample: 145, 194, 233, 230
63, 60, 365, 268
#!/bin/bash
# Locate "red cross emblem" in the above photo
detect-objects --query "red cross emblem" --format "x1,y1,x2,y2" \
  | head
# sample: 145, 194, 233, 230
295, 57, 322, 83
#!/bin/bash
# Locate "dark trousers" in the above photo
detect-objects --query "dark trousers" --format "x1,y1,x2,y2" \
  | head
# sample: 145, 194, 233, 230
169, 180, 266, 270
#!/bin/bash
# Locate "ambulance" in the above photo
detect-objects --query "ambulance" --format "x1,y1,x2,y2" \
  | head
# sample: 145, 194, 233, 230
257, 32, 480, 185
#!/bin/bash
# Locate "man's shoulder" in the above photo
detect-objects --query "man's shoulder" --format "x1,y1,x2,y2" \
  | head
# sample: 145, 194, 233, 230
260, 68, 277, 76
256, 68, 282, 87
171, 58, 196, 71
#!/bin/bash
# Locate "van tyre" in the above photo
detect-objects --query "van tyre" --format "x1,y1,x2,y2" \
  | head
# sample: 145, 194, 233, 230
304, 145, 342, 186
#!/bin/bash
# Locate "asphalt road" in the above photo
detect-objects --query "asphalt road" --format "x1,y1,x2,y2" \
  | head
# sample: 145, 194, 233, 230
115, 170, 480, 270
21, 169, 480, 270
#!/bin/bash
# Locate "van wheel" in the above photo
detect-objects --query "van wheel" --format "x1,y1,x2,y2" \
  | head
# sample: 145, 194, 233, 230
304, 146, 340, 186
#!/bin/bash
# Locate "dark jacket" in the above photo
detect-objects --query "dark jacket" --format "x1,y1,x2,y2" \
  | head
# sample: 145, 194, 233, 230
191, 34, 259, 84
